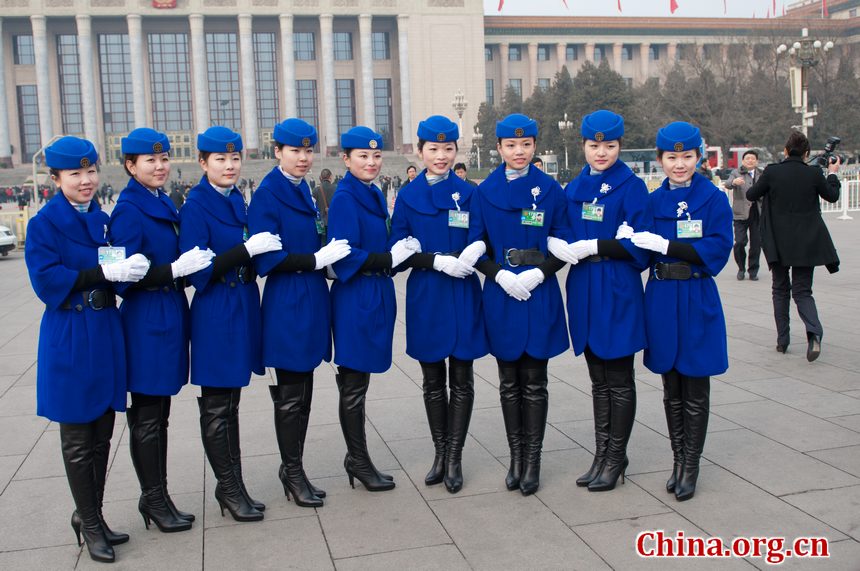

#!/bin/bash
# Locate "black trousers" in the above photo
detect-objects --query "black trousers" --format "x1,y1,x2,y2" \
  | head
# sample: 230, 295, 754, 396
733, 205, 761, 274
770, 263, 822, 345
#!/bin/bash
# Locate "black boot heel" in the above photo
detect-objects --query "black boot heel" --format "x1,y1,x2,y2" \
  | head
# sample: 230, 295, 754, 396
271, 383, 323, 508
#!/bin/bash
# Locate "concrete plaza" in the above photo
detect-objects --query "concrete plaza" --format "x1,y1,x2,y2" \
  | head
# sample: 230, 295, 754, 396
0, 212, 858, 570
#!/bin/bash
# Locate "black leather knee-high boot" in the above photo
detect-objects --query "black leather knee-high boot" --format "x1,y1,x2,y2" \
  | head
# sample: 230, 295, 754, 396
662, 370, 685, 494
297, 374, 326, 498
675, 376, 710, 502
88, 410, 128, 545
270, 383, 323, 507
420, 361, 449, 486
444, 358, 474, 494
519, 363, 548, 496
158, 397, 195, 522
338, 372, 393, 483
577, 349, 610, 486
223, 389, 265, 511
498, 360, 523, 491
588, 360, 635, 492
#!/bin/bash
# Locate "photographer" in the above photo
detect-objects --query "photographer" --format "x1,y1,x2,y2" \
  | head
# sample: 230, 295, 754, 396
725, 150, 763, 280
747, 131, 840, 362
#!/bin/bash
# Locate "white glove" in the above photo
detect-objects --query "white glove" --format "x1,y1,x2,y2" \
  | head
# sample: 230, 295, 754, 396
570, 239, 599, 260
459, 240, 487, 267
615, 221, 634, 240
517, 267, 545, 292
171, 246, 215, 278
631, 231, 670, 255
244, 232, 282, 257
102, 253, 151, 283
390, 237, 418, 267
547, 236, 579, 265
495, 269, 531, 301
314, 239, 351, 270
433, 255, 474, 278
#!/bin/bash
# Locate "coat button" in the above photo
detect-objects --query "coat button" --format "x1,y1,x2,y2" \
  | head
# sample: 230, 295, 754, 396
75, 304, 83, 312
230, 281, 237, 288
163, 286, 170, 292
693, 272, 700, 278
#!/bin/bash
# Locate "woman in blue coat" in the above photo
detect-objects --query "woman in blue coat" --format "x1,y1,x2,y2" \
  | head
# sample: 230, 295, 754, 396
26, 137, 150, 562
179, 126, 282, 521
109, 128, 213, 533
548, 111, 652, 492
389, 116, 489, 494
248, 118, 350, 507
467, 114, 571, 496
630, 122, 732, 501
328, 126, 420, 492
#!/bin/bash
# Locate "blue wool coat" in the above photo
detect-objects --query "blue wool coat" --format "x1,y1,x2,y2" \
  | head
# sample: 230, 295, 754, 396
643, 173, 733, 377
468, 164, 571, 361
25, 194, 127, 423
248, 167, 332, 372
389, 171, 489, 363
109, 178, 189, 396
564, 161, 652, 360
328, 172, 396, 373
179, 177, 263, 387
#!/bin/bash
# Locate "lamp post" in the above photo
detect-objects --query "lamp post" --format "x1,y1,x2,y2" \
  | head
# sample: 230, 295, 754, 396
451, 89, 468, 146
777, 28, 834, 137
473, 127, 483, 171
557, 112, 574, 170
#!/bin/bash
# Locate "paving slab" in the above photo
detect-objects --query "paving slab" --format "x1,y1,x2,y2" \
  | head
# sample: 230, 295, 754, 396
807, 445, 860, 478
0, 545, 79, 569
781, 485, 860, 541
0, 414, 47, 456
334, 544, 469, 571
732, 377, 860, 419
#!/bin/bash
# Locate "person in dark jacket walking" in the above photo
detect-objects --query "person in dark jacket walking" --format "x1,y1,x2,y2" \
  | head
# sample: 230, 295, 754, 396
747, 131, 841, 361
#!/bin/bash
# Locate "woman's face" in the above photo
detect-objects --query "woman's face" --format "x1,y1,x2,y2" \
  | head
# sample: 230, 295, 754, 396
127, 153, 171, 189
200, 152, 242, 188
418, 142, 457, 176
657, 150, 699, 186
53, 165, 100, 204
343, 149, 383, 183
583, 139, 620, 172
497, 137, 535, 170
276, 145, 314, 178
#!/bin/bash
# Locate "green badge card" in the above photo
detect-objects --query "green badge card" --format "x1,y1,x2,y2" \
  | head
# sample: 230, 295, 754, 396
582, 203, 605, 222
676, 220, 703, 239
521, 209, 545, 227
448, 210, 470, 228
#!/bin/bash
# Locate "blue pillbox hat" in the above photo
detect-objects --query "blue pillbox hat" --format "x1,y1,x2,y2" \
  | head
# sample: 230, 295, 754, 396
121, 127, 171, 155
581, 110, 624, 142
45, 136, 99, 170
341, 126, 384, 150
496, 113, 538, 139
197, 126, 243, 153
417, 115, 459, 143
273, 118, 318, 148
656, 122, 702, 153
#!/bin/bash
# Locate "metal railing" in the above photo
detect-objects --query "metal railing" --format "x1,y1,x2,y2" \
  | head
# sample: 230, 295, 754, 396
821, 173, 858, 220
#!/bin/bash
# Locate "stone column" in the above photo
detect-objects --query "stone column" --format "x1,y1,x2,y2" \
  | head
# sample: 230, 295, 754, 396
585, 42, 595, 63
613, 42, 623, 72
127, 15, 147, 128
640, 42, 650, 82
238, 14, 258, 156
720, 44, 729, 62
0, 19, 13, 166
320, 14, 338, 154
498, 43, 509, 95
279, 14, 296, 118
396, 15, 412, 153
667, 41, 678, 64
556, 42, 566, 74
75, 15, 99, 147
31, 15, 54, 144
358, 14, 375, 129
189, 14, 209, 134
527, 42, 537, 97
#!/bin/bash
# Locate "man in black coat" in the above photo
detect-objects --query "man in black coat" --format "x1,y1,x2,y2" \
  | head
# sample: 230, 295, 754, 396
747, 131, 841, 362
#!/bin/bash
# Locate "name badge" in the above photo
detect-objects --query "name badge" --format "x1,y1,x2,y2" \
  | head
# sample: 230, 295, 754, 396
98, 246, 126, 265
243, 226, 250, 241
582, 203, 605, 222
521, 209, 545, 227
448, 210, 470, 228
677, 220, 703, 239
315, 218, 326, 235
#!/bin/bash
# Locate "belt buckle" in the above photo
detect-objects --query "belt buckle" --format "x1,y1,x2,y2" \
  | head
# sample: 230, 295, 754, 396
88, 290, 106, 310
505, 248, 519, 268
237, 267, 249, 284
654, 264, 666, 281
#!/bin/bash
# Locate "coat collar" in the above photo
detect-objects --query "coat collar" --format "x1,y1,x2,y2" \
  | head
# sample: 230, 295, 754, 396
567, 160, 635, 203
481, 163, 554, 211
185, 175, 248, 226
117, 178, 179, 223
399, 170, 474, 215
41, 192, 109, 246
337, 172, 388, 218
262, 167, 319, 216
651, 172, 718, 219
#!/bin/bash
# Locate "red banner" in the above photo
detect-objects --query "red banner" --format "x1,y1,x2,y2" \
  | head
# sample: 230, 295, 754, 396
152, 0, 176, 8
670, 0, 679, 14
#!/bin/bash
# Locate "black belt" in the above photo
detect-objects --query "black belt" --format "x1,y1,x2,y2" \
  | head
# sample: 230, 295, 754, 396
61, 289, 117, 312
219, 266, 256, 287
361, 268, 391, 277
504, 248, 546, 267
650, 262, 705, 281
145, 278, 186, 292
584, 255, 610, 263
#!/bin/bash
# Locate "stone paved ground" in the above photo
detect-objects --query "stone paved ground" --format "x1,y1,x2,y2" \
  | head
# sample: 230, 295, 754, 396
0, 212, 859, 569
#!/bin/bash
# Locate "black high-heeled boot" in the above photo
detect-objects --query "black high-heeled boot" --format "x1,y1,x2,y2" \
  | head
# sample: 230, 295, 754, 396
270, 384, 323, 507
662, 370, 685, 493
498, 360, 522, 491
91, 410, 128, 545
588, 365, 636, 492
336, 374, 393, 483
519, 365, 548, 496
444, 359, 474, 494
675, 376, 710, 502
198, 391, 264, 521
297, 375, 326, 498
577, 350, 610, 487
158, 398, 195, 522
336, 369, 395, 492
223, 388, 265, 511
61, 418, 115, 563
420, 361, 449, 486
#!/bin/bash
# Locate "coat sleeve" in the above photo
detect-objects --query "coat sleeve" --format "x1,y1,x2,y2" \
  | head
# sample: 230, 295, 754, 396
547, 182, 572, 243
247, 191, 288, 277
25, 217, 79, 309
620, 178, 654, 270
691, 191, 733, 277
388, 193, 412, 276
328, 193, 369, 283
818, 172, 841, 204
178, 201, 214, 291
107, 205, 145, 296
746, 166, 770, 202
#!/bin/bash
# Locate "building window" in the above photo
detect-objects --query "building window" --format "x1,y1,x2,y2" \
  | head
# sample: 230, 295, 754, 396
374, 79, 393, 149
621, 45, 633, 60
294, 32, 315, 61
486, 79, 494, 106
13, 35, 35, 65
508, 78, 522, 98
649, 45, 660, 61
206, 33, 241, 131
508, 45, 522, 61
566, 44, 578, 61
484, 46, 493, 61
372, 32, 390, 60
148, 33, 193, 132
56, 35, 84, 137
295, 79, 319, 150
624, 77, 633, 88
254, 32, 279, 131
333, 32, 352, 61
98, 34, 133, 134
537, 45, 550, 61
17, 85, 40, 162
849, 8, 857, 17
594, 45, 604, 62
537, 78, 550, 91
335, 79, 355, 138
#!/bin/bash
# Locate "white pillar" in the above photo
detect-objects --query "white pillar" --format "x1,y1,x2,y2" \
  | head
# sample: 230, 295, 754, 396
585, 42, 595, 63
358, 14, 374, 130
31, 15, 54, 144
527, 42, 537, 97
238, 14, 258, 155
613, 42, 623, 72
189, 14, 209, 134
396, 14, 412, 153
667, 41, 678, 64
279, 14, 296, 118
75, 15, 99, 147
127, 15, 147, 128
0, 19, 12, 166
640, 42, 650, 82
320, 14, 338, 154
556, 42, 566, 74
498, 43, 509, 95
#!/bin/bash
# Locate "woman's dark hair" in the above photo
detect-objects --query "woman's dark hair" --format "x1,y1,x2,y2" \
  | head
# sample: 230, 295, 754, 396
50, 162, 100, 178
123, 153, 139, 177
582, 137, 623, 148
784, 131, 810, 157
656, 148, 702, 159
198, 151, 212, 162
497, 136, 537, 145
416, 139, 458, 152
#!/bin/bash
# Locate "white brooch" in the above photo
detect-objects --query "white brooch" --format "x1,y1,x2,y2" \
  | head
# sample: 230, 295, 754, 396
451, 192, 461, 212
676, 201, 689, 219
600, 183, 612, 194
531, 187, 541, 210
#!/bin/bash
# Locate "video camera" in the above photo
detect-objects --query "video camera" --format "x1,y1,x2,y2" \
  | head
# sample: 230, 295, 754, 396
810, 136, 844, 168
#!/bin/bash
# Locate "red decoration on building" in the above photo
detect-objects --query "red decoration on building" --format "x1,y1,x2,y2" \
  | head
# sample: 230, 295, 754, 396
152, 0, 177, 8
670, 0, 679, 14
